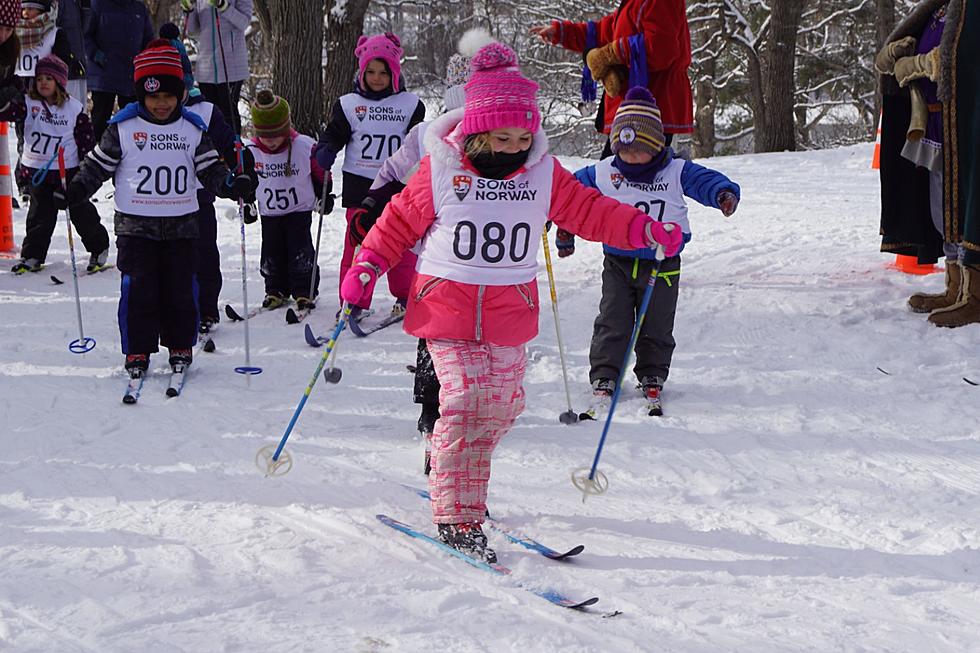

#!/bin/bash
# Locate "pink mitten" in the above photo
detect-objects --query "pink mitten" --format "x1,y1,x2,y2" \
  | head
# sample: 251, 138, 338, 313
340, 249, 388, 307
628, 216, 683, 258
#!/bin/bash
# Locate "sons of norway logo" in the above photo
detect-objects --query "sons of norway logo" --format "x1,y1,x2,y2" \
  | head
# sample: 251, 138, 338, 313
452, 175, 472, 201
355, 105, 367, 121
31, 105, 40, 118
610, 172, 624, 190
143, 77, 161, 93
133, 131, 148, 151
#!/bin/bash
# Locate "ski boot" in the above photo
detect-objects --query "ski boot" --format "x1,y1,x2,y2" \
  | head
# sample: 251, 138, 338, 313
638, 376, 664, 417
390, 297, 407, 319
438, 522, 496, 563
168, 348, 193, 369
199, 315, 218, 335
262, 292, 287, 310
11, 258, 42, 274
125, 354, 149, 376
87, 249, 109, 273
295, 296, 314, 311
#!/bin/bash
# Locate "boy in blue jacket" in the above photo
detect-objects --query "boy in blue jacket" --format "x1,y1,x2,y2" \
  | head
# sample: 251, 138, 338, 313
560, 87, 740, 415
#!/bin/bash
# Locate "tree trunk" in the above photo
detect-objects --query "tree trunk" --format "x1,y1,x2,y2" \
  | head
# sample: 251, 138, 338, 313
692, 58, 716, 158
757, 0, 805, 152
323, 0, 371, 122
257, 0, 324, 136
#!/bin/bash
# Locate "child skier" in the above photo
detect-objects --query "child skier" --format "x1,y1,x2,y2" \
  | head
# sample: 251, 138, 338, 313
56, 39, 253, 382
11, 54, 109, 274
559, 87, 740, 415
340, 43, 682, 562
314, 31, 425, 320
348, 28, 495, 474
246, 89, 325, 311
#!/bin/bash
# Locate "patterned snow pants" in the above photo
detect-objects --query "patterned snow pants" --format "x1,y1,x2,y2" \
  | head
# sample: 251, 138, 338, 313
426, 339, 527, 524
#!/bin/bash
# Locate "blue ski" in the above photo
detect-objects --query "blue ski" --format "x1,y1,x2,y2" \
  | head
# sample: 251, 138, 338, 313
376, 514, 598, 610
122, 372, 145, 405
304, 310, 375, 347
403, 485, 585, 560
348, 312, 404, 337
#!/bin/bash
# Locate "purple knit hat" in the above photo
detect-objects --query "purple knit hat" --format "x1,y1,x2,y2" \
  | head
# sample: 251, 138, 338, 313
355, 32, 403, 93
35, 54, 68, 90
462, 43, 540, 135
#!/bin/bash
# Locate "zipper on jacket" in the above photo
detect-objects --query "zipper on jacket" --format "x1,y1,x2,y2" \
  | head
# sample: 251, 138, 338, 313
475, 285, 486, 341
415, 277, 445, 302
515, 283, 535, 310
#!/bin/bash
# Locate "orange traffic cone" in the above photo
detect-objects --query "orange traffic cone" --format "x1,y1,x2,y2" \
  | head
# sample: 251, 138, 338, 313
888, 254, 939, 275
870, 112, 882, 170
0, 121, 16, 258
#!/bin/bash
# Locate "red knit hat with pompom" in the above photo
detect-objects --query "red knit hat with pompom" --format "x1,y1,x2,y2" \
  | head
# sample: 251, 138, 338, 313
461, 42, 540, 135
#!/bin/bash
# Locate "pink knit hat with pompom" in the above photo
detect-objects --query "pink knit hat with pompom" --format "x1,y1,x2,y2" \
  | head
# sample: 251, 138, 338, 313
355, 32, 403, 93
462, 43, 540, 135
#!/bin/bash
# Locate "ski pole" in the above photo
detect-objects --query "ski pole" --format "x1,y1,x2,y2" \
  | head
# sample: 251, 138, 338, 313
306, 181, 330, 305
540, 227, 577, 424
571, 225, 673, 501
231, 140, 262, 379
257, 302, 354, 476
57, 147, 95, 354
322, 241, 362, 385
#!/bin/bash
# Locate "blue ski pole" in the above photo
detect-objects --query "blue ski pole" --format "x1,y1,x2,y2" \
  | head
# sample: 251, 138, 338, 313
572, 225, 673, 501
256, 303, 354, 476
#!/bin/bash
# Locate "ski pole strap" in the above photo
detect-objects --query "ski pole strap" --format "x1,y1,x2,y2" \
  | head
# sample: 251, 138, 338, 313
580, 21, 598, 103
31, 151, 58, 187
227, 137, 243, 187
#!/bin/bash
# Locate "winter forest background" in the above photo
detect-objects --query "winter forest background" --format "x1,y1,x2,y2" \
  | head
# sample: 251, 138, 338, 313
143, 0, 911, 158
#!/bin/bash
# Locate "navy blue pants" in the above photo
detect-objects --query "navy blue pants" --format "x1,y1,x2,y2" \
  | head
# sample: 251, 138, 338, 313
259, 211, 319, 300
117, 235, 198, 355
195, 194, 222, 322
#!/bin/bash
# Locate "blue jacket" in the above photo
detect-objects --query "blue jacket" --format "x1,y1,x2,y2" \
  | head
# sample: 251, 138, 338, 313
574, 153, 740, 259
84, 0, 154, 95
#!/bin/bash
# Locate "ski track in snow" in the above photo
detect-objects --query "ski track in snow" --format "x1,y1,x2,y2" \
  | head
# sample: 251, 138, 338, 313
1, 144, 979, 652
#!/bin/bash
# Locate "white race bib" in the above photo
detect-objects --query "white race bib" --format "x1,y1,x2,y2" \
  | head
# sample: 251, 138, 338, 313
15, 29, 56, 77
593, 157, 690, 234
340, 92, 418, 179
21, 96, 83, 169
114, 117, 202, 217
249, 134, 318, 216
416, 155, 554, 285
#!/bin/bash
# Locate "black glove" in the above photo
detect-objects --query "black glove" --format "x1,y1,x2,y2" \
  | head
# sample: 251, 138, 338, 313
52, 184, 87, 210
227, 173, 254, 202
349, 207, 376, 245
0, 84, 20, 109
317, 193, 335, 215
243, 202, 258, 224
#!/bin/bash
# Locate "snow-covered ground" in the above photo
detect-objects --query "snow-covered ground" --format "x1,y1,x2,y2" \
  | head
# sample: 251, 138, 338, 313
1, 143, 979, 652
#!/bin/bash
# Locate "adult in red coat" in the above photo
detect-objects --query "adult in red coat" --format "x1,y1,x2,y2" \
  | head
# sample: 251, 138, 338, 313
531, 0, 693, 154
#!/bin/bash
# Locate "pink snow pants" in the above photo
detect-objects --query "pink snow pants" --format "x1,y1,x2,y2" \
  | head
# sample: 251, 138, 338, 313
426, 339, 527, 524
339, 207, 417, 308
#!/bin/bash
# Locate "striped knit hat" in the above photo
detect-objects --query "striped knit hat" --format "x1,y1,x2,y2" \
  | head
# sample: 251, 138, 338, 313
0, 0, 20, 27
133, 38, 186, 100
610, 87, 665, 157
443, 28, 494, 112
250, 89, 291, 138
35, 53, 67, 90
462, 42, 540, 135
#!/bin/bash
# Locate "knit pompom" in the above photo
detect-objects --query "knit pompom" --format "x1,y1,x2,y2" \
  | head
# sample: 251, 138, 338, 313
254, 89, 276, 108
159, 22, 180, 41
458, 28, 494, 58
624, 86, 656, 104
470, 42, 517, 72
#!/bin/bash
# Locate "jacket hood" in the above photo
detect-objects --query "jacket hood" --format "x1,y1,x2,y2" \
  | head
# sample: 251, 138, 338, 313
423, 108, 550, 170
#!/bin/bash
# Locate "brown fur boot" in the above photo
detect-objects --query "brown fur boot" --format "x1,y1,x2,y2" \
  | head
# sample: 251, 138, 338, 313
908, 262, 962, 313
928, 264, 980, 328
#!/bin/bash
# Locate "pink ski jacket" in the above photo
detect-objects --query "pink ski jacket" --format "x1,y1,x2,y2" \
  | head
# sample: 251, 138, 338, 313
360, 109, 647, 346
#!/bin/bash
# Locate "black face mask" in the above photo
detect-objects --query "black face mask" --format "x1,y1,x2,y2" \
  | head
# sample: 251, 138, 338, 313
467, 147, 531, 180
